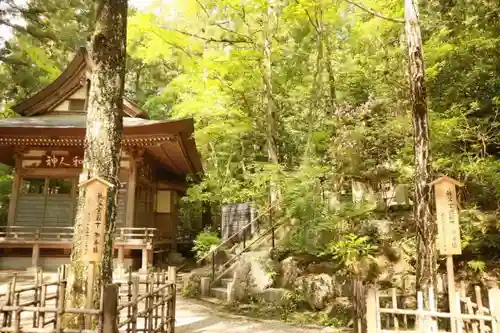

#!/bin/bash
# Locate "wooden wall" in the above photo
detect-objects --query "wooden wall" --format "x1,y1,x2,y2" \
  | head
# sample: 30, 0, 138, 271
11, 148, 131, 228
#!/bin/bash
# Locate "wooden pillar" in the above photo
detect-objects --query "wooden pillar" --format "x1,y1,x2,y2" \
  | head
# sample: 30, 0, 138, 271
140, 247, 150, 274
7, 152, 23, 226
27, 243, 40, 273
125, 151, 142, 228
113, 246, 125, 279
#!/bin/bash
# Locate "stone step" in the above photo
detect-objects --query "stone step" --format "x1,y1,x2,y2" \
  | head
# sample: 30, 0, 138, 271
219, 278, 232, 288
211, 287, 228, 301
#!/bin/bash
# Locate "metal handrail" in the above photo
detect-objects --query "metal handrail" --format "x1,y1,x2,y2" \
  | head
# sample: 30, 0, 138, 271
195, 205, 275, 265
210, 220, 283, 285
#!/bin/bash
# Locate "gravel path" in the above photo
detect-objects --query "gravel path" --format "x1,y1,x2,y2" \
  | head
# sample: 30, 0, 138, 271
175, 297, 341, 333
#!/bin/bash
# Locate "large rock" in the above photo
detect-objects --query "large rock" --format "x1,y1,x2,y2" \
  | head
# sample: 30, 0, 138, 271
294, 273, 336, 310
277, 256, 304, 288
229, 251, 278, 302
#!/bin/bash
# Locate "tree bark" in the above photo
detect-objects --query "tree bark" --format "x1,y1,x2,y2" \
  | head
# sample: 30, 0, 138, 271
263, 0, 280, 206
65, 0, 127, 327
404, 0, 436, 297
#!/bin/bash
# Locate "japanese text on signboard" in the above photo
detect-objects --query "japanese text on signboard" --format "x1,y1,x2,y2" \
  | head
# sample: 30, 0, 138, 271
435, 180, 461, 255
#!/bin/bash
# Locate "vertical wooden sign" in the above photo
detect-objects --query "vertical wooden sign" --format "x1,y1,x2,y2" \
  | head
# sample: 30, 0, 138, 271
430, 175, 463, 333
79, 176, 114, 263
430, 175, 463, 255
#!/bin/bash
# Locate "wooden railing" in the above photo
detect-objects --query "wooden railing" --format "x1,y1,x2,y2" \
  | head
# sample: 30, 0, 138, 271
0, 266, 177, 333
366, 281, 500, 333
0, 226, 182, 246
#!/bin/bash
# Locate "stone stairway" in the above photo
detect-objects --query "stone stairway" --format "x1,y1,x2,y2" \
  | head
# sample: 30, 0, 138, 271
210, 277, 233, 301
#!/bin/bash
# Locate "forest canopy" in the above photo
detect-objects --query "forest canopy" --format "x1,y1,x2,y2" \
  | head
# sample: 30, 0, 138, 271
0, 0, 499, 273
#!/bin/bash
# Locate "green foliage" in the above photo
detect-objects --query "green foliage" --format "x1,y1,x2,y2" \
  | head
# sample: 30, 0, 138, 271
467, 260, 486, 274
192, 228, 221, 261
328, 234, 378, 271
0, 164, 12, 226
2, 0, 500, 286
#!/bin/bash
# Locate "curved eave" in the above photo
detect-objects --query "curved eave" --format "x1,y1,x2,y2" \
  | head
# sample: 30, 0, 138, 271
11, 47, 149, 119
12, 47, 89, 116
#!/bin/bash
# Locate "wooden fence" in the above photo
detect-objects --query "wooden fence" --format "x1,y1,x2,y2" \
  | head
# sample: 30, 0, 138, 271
366, 281, 500, 333
0, 266, 176, 333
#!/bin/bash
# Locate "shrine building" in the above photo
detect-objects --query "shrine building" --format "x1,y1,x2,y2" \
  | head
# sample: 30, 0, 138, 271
0, 48, 203, 272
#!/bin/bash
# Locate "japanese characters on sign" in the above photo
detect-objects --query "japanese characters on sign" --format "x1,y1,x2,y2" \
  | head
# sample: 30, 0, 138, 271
80, 177, 111, 262
434, 178, 462, 255
30, 154, 84, 168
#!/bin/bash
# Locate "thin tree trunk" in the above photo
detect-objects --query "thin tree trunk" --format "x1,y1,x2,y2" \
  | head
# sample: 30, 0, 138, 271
263, 0, 280, 205
65, 0, 127, 327
304, 8, 324, 159
404, 0, 436, 297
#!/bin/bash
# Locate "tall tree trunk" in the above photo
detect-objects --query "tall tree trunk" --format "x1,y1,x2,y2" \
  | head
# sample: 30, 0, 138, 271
305, 8, 324, 160
65, 0, 127, 327
404, 0, 436, 297
263, 0, 280, 205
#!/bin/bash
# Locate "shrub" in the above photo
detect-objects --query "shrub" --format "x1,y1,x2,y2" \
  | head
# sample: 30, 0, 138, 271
192, 227, 221, 261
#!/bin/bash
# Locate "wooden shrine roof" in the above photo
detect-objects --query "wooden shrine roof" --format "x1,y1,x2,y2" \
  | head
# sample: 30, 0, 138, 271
0, 47, 203, 178
0, 115, 203, 177
11, 47, 148, 118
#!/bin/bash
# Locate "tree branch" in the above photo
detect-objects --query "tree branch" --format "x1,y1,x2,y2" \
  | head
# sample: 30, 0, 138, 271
168, 28, 253, 44
0, 19, 57, 41
344, 0, 404, 23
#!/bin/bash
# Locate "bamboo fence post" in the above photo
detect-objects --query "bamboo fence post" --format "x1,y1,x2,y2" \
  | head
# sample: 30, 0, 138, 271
488, 288, 500, 333
127, 270, 132, 333
55, 275, 66, 333
2, 281, 12, 327
38, 282, 47, 328
365, 286, 377, 333
402, 278, 408, 329
460, 282, 471, 332
131, 277, 138, 333
53, 267, 61, 330
429, 287, 438, 333
33, 268, 40, 327
475, 286, 486, 333
417, 291, 424, 332
155, 272, 160, 330
12, 279, 20, 333
465, 294, 479, 333
457, 292, 464, 333
168, 266, 176, 333
391, 288, 399, 331
161, 271, 166, 331
147, 273, 154, 332
9, 274, 17, 327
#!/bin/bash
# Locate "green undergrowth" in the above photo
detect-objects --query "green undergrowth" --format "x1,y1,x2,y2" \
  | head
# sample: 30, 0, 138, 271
220, 297, 351, 328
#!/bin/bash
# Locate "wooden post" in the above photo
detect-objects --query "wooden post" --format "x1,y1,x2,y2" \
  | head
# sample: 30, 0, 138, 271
55, 277, 66, 333
168, 266, 177, 333
125, 157, 138, 228
140, 247, 149, 274
29, 243, 40, 272
447, 255, 457, 333
131, 277, 139, 333
488, 288, 500, 333
475, 286, 486, 333
366, 286, 378, 333
7, 153, 22, 226
391, 288, 399, 331
102, 284, 119, 333
114, 245, 125, 279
